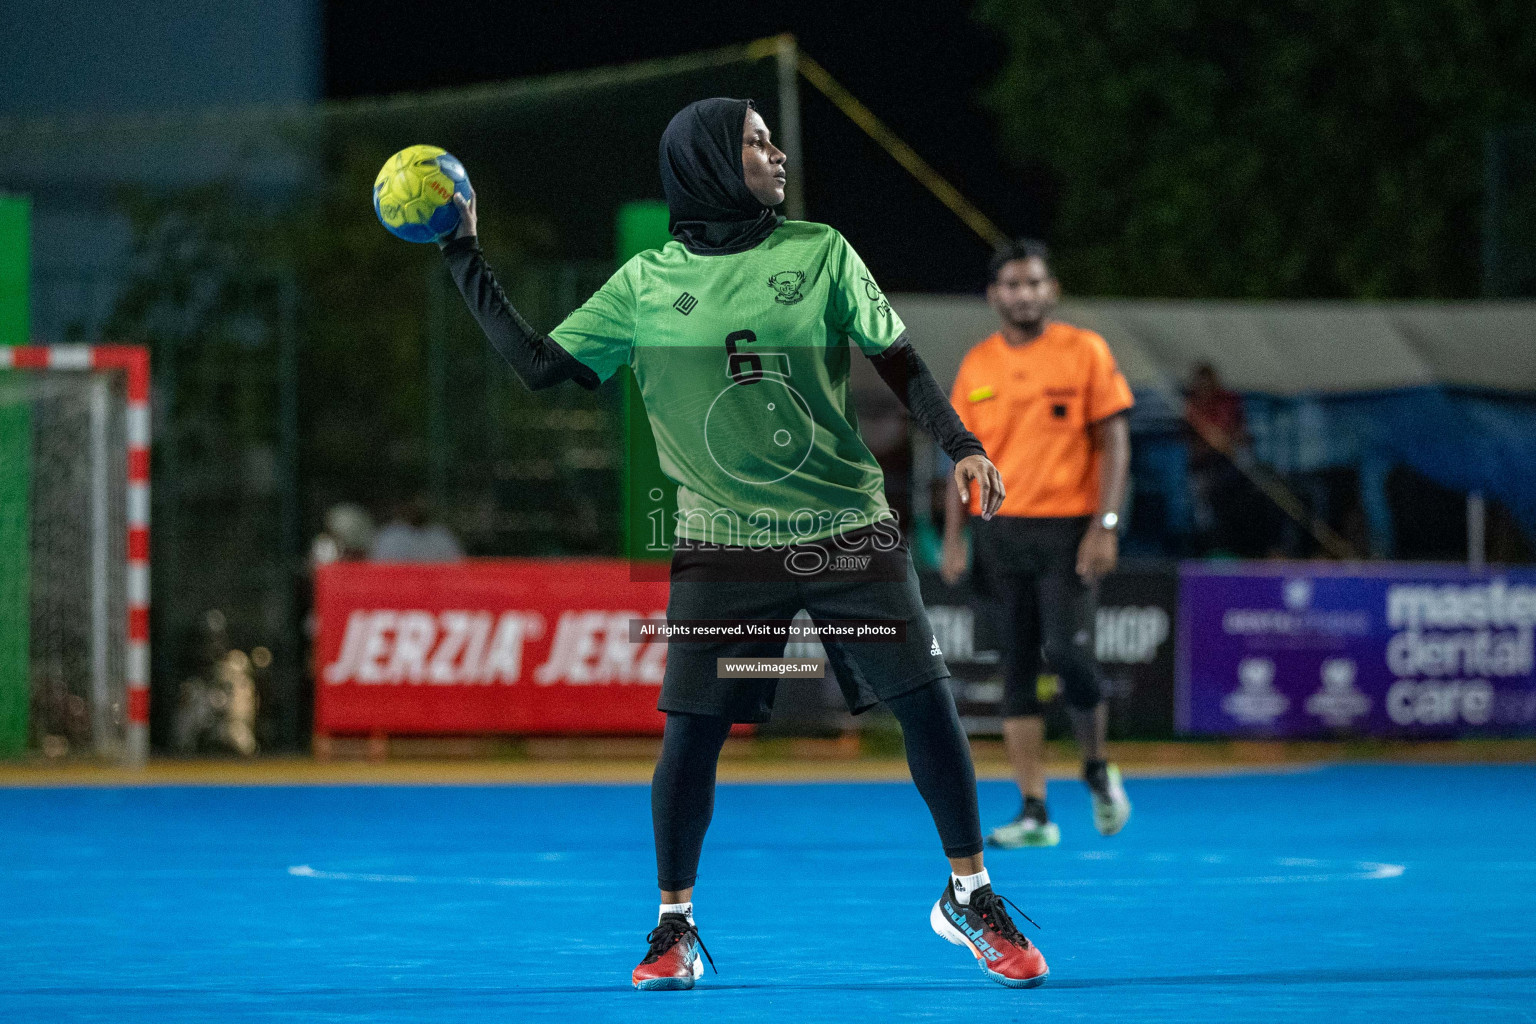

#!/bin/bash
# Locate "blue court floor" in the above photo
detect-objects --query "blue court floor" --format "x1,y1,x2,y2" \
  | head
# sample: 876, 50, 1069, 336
2, 765, 1533, 1023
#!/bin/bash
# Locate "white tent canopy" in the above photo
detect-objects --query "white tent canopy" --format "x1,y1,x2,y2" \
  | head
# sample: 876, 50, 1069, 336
891, 296, 1536, 396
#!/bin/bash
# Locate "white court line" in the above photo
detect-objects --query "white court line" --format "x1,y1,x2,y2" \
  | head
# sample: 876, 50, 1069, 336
288, 865, 554, 887
286, 859, 1405, 888
1025, 864, 1404, 888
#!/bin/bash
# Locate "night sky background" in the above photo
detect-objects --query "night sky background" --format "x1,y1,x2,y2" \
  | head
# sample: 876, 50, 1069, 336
325, 0, 1044, 293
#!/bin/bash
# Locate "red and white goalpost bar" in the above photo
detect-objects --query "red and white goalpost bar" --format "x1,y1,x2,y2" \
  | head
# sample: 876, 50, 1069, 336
0, 345, 150, 765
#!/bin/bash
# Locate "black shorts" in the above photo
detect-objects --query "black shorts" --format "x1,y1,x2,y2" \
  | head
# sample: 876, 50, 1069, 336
659, 529, 949, 724
972, 515, 1104, 716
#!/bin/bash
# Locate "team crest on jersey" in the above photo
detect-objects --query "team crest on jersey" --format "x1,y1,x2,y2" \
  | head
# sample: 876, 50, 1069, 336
768, 270, 806, 305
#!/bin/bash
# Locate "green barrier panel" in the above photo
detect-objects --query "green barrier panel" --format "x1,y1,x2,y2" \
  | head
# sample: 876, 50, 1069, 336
0, 399, 29, 755
616, 201, 676, 563
0, 195, 29, 754
0, 195, 26, 345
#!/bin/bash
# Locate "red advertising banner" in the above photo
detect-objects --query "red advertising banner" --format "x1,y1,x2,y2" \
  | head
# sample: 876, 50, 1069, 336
314, 560, 671, 736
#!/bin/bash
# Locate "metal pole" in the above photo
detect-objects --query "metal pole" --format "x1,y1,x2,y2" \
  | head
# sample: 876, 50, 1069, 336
278, 277, 301, 567
122, 345, 151, 769
776, 34, 806, 221
87, 373, 113, 756
1468, 491, 1487, 570
149, 329, 176, 762
277, 276, 302, 750
1482, 129, 1500, 298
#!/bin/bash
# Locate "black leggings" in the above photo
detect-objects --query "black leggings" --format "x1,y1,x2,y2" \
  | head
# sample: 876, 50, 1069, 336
651, 677, 983, 891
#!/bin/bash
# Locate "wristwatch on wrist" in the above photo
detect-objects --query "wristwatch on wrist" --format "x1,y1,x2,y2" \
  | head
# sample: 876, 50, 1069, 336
1098, 511, 1119, 531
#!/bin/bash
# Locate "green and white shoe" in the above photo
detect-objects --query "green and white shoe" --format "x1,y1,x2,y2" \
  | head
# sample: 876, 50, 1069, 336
1090, 764, 1132, 836
985, 814, 1061, 849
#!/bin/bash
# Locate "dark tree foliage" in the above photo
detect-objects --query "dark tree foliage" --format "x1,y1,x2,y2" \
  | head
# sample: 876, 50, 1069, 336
975, 0, 1536, 297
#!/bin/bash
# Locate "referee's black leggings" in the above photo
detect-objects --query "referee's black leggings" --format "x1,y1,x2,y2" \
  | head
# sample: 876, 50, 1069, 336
652, 677, 983, 891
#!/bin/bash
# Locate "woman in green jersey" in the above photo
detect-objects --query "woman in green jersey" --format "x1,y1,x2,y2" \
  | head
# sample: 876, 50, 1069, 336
440, 97, 1047, 991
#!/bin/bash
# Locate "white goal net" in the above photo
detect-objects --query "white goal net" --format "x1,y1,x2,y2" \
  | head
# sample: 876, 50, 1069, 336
0, 346, 148, 763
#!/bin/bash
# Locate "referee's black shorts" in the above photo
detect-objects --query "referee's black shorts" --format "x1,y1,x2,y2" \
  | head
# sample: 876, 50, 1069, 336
972, 515, 1104, 717
659, 528, 949, 724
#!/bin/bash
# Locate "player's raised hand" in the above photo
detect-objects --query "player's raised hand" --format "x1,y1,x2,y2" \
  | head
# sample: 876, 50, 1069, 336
452, 192, 478, 240
954, 454, 1005, 520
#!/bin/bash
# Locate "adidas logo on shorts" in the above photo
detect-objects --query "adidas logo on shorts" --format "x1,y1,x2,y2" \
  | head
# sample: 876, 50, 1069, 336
930, 636, 942, 657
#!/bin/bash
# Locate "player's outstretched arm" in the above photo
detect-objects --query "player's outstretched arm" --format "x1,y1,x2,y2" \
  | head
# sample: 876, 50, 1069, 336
438, 194, 599, 392
868, 337, 988, 463
869, 337, 1004, 519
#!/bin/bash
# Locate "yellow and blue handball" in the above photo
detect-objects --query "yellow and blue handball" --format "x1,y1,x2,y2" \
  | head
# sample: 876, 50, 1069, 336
372, 145, 472, 243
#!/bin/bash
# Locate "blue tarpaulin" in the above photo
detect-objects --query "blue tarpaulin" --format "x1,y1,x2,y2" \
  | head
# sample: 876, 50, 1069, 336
1244, 387, 1536, 540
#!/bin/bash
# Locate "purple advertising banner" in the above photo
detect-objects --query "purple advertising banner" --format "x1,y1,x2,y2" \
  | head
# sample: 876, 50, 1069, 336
1177, 563, 1536, 737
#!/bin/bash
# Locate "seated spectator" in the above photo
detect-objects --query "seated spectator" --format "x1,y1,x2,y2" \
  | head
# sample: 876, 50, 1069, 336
370, 494, 464, 562
1184, 363, 1256, 554
1185, 363, 1246, 466
309, 503, 375, 567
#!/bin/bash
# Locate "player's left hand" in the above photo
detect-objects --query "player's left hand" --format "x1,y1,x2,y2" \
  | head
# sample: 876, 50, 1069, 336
1076, 525, 1118, 582
954, 455, 1005, 520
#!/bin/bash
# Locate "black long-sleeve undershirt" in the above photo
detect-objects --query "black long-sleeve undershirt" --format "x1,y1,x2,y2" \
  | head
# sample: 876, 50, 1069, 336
868, 337, 987, 465
442, 236, 987, 466
440, 235, 599, 391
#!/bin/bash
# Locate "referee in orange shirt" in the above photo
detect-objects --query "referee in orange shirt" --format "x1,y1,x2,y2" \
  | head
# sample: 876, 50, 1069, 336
942, 240, 1133, 848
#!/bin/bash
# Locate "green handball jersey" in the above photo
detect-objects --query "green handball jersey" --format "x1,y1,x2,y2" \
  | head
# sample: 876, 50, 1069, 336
549, 221, 906, 547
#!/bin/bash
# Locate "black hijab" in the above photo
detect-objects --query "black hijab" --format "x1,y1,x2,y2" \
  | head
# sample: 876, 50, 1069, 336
659, 97, 784, 255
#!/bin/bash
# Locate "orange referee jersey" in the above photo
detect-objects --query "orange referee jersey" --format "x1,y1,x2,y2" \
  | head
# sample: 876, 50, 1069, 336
951, 323, 1134, 518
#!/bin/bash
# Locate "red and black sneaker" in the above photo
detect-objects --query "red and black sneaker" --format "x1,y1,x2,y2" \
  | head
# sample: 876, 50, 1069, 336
929, 879, 1049, 988
631, 912, 715, 991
